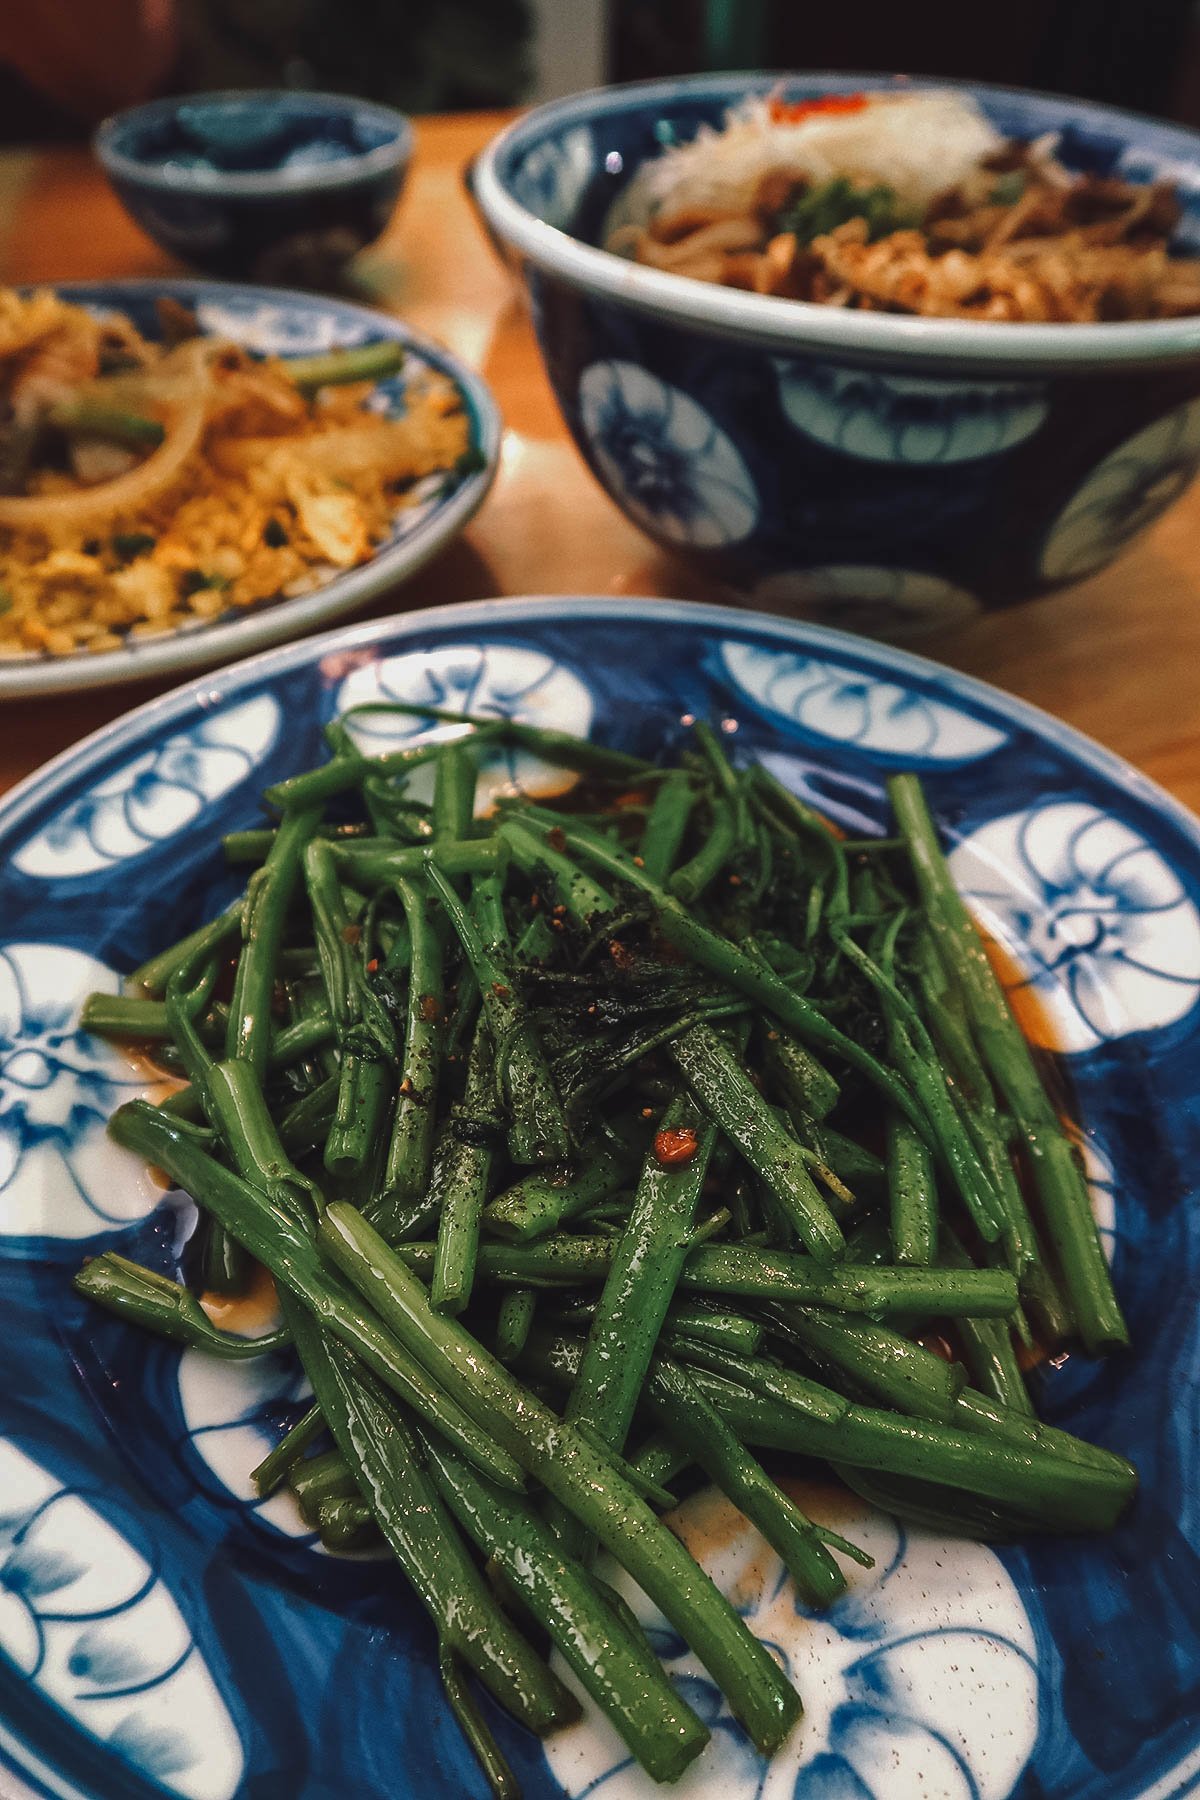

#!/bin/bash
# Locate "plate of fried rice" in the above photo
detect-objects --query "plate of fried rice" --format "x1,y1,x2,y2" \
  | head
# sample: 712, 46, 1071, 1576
0, 280, 501, 698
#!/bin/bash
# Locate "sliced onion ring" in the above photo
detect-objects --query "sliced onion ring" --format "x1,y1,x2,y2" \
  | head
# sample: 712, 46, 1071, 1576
0, 343, 210, 530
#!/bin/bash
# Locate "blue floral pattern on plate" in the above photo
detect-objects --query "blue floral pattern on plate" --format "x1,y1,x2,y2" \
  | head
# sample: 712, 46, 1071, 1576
334, 639, 594, 806
719, 638, 1007, 764
176, 1347, 317, 1542
544, 1485, 1039, 1800
947, 801, 1200, 1053
13, 696, 280, 880
577, 361, 759, 547
0, 1437, 243, 1799
1, 596, 1199, 1800
1076, 1132, 1117, 1265
0, 945, 160, 1247
193, 297, 379, 355
773, 364, 1049, 466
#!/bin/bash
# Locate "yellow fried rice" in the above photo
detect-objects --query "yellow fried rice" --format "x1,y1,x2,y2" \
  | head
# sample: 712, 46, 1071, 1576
0, 306, 471, 661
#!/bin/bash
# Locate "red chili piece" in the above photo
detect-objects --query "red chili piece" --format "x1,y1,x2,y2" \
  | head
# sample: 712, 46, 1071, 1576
654, 1126, 700, 1168
768, 91, 868, 124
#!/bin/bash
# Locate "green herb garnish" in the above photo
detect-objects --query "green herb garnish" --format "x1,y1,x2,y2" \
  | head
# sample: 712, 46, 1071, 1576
180, 569, 232, 597
454, 445, 488, 479
777, 176, 917, 245
113, 532, 157, 560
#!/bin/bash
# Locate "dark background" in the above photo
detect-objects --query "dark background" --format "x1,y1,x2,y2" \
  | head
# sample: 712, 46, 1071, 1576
615, 0, 1200, 122
3, 0, 1200, 139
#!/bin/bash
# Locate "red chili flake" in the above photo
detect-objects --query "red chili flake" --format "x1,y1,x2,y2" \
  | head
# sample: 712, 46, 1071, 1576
418, 993, 441, 1023
529, 891, 542, 909
547, 827, 567, 853
366, 957, 380, 974
609, 939, 635, 971
632, 855, 645, 867
654, 1126, 700, 1168
768, 90, 869, 124
728, 873, 742, 887
640, 1106, 655, 1119
492, 981, 511, 999
552, 903, 567, 918
550, 918, 565, 932
398, 1076, 415, 1097
613, 790, 649, 811
342, 923, 362, 944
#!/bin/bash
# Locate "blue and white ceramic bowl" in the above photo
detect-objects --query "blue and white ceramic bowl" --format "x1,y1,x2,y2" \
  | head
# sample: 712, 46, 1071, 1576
95, 91, 413, 284
1, 594, 1199, 1800
0, 280, 501, 702
475, 75, 1200, 635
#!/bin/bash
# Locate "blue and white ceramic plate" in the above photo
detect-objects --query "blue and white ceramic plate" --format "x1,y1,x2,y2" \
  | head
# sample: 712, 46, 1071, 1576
0, 281, 500, 702
1, 595, 1198, 1800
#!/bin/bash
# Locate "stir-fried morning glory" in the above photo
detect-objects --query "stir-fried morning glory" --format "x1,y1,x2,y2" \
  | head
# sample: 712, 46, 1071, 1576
76, 707, 1135, 1799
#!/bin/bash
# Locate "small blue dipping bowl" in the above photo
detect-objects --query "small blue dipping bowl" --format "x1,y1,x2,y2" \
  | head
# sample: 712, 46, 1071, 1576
96, 90, 413, 285
476, 74, 1200, 636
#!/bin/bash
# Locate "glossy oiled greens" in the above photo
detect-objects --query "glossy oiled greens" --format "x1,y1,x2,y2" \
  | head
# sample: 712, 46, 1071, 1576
76, 707, 1135, 1799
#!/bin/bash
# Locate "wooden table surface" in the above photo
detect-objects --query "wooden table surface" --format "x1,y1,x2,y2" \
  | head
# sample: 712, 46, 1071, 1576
1, 111, 1197, 811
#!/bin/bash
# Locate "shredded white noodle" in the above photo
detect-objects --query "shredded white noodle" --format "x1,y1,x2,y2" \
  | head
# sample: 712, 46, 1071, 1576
608, 91, 1004, 235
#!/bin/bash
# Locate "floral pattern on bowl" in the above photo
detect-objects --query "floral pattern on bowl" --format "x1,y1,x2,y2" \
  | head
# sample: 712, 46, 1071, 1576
0, 1436, 244, 1800
544, 1484, 1039, 1800
479, 73, 1200, 619
509, 125, 595, 232
773, 364, 1049, 465
13, 696, 280, 880
946, 800, 1200, 1053
1040, 397, 1200, 579
577, 360, 759, 547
